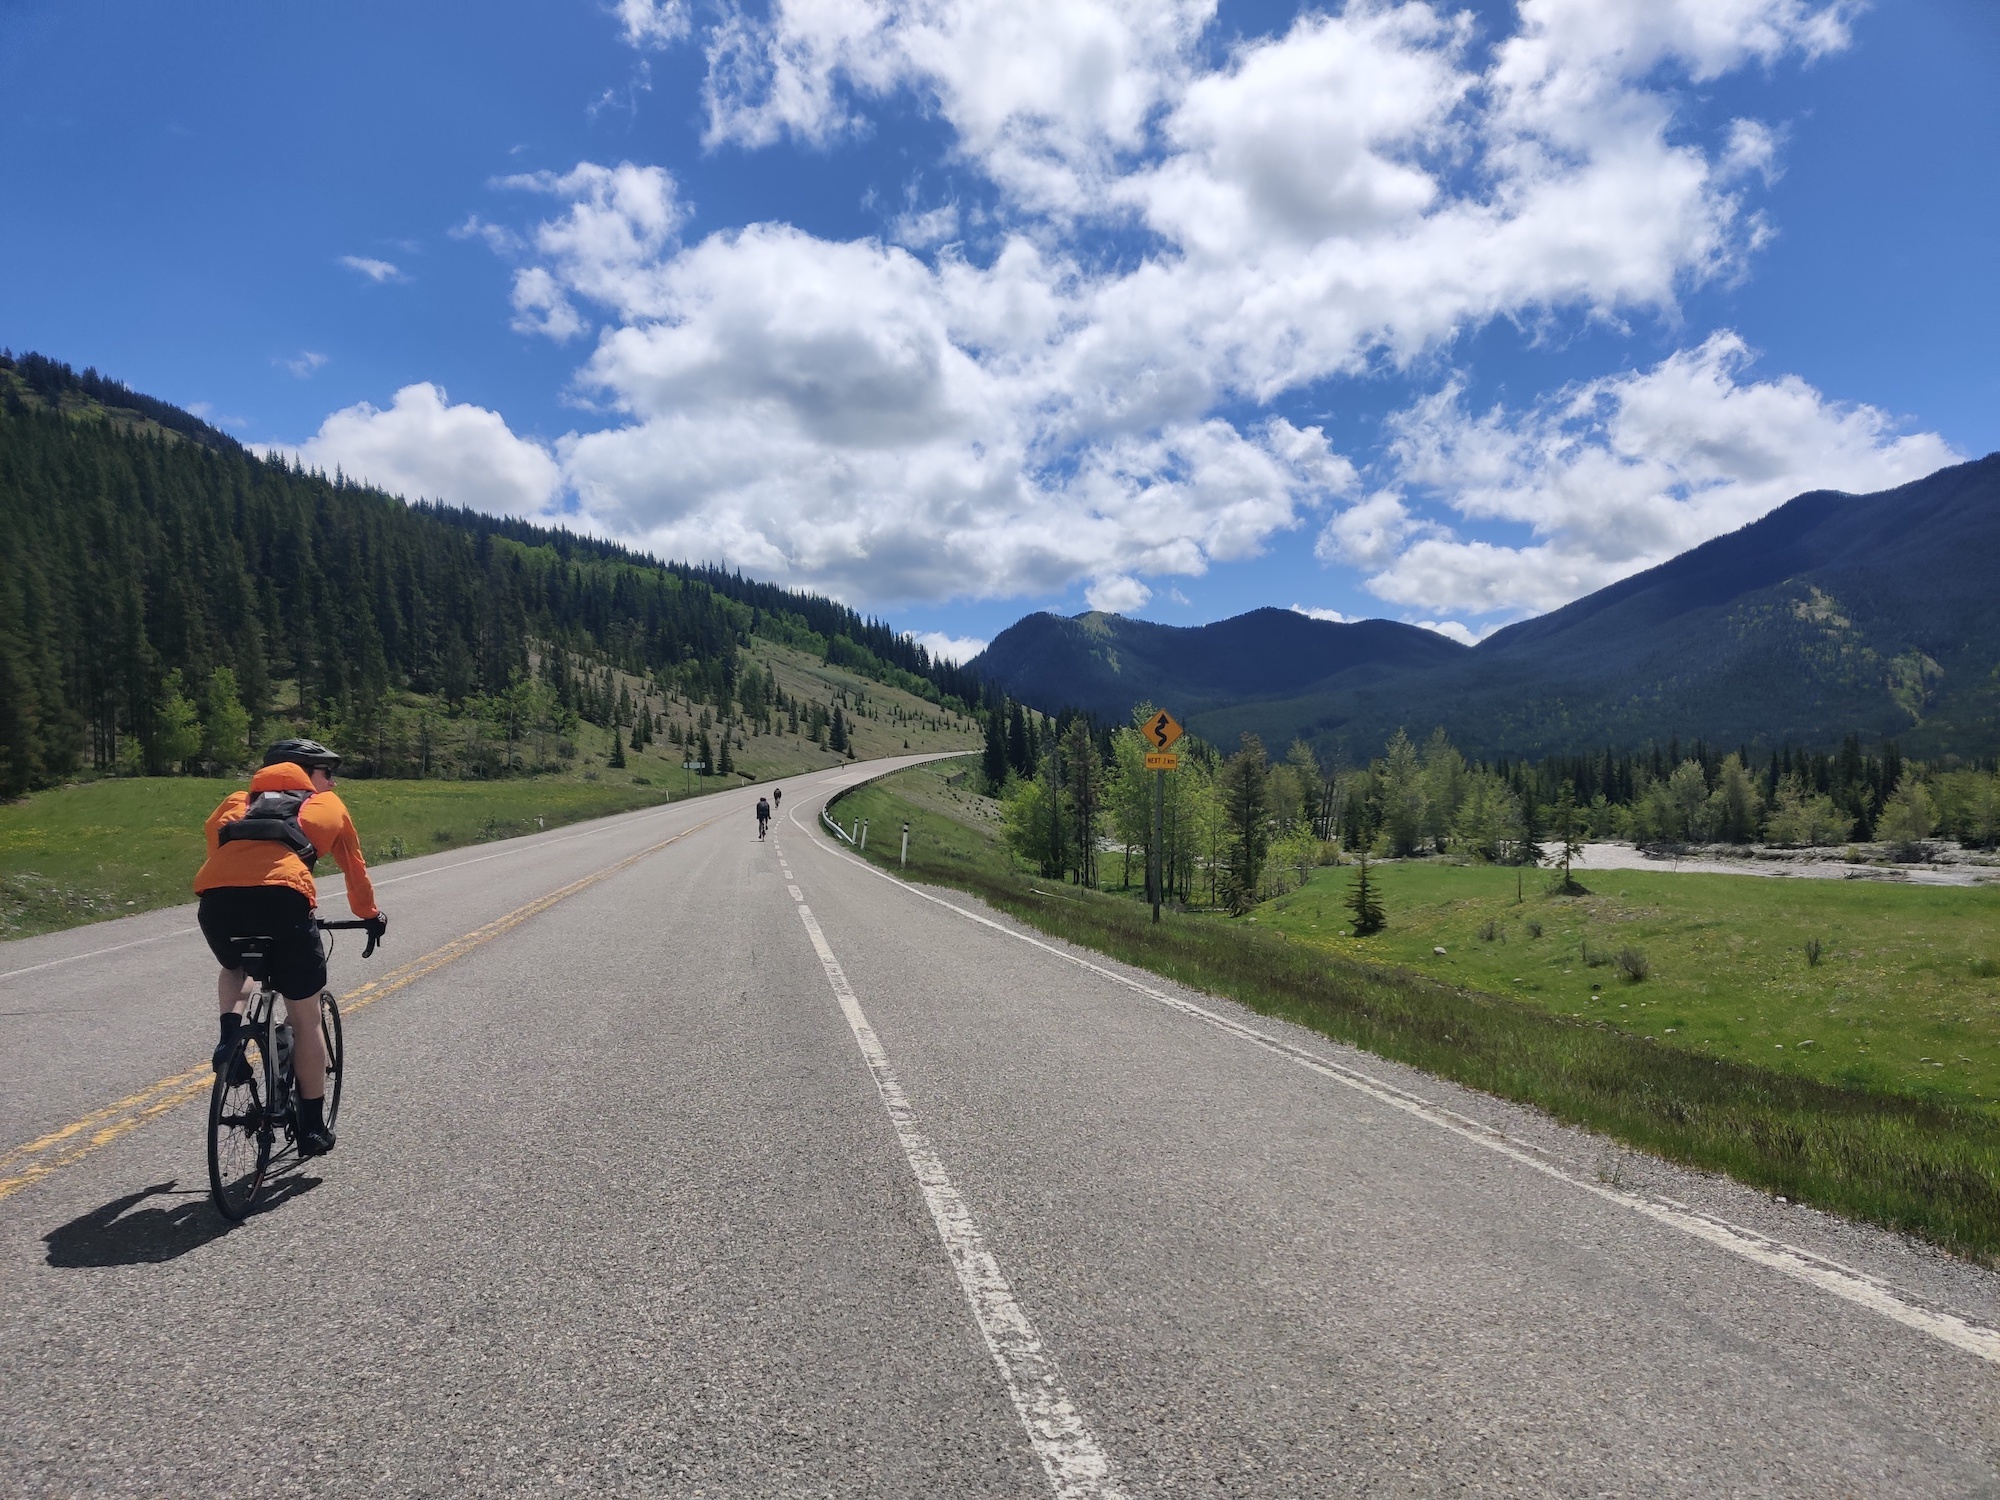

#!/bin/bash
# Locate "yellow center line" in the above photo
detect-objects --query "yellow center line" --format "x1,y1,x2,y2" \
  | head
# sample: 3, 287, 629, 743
0, 812, 724, 1205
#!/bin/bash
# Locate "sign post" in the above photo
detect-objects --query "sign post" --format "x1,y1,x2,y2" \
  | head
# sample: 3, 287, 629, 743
1143, 712, 1184, 923
681, 758, 705, 796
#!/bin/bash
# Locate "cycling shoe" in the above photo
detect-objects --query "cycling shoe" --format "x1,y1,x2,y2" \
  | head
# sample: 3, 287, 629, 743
213, 1040, 254, 1087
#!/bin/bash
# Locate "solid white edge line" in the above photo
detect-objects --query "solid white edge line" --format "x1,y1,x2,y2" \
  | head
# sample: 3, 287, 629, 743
793, 897, 1127, 1499
0, 926, 203, 983
792, 801, 2000, 1369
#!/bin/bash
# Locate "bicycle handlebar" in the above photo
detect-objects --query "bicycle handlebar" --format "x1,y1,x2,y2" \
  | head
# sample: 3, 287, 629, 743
316, 917, 384, 958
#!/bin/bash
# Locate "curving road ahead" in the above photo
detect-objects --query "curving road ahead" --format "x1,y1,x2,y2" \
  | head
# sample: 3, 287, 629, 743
3, 755, 1998, 1497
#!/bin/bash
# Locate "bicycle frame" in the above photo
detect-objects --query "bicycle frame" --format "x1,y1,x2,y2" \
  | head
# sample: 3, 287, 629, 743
233, 960, 298, 1135
210, 918, 370, 1219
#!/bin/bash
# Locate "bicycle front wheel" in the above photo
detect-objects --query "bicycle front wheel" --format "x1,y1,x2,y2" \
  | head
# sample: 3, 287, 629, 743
319, 991, 344, 1129
208, 1034, 271, 1221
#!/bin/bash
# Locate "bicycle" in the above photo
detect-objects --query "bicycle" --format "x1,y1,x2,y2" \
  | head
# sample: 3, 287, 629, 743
207, 918, 380, 1221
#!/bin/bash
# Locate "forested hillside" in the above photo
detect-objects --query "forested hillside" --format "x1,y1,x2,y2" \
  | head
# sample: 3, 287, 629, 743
971, 607, 1466, 721
0, 351, 989, 797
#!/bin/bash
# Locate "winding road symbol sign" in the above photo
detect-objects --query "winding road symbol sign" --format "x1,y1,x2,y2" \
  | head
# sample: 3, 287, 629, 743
1145, 710, 1184, 751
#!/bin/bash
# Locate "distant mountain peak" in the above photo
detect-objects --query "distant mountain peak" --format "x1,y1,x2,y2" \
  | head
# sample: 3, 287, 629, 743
974, 454, 2000, 757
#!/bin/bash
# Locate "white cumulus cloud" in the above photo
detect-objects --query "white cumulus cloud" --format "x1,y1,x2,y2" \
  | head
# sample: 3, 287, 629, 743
703, 0, 1213, 211
617, 0, 688, 49
409, 0, 1928, 623
1085, 575, 1152, 614
297, 383, 562, 517
914, 631, 988, 664
1411, 619, 1495, 647
1367, 332, 1959, 616
339, 255, 404, 283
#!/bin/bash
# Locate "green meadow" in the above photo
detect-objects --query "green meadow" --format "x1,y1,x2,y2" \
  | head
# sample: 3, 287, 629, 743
1259, 862, 2000, 1115
0, 775, 676, 938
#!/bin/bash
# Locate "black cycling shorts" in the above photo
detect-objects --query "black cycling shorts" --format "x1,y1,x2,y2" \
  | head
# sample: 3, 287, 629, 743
197, 887, 327, 1001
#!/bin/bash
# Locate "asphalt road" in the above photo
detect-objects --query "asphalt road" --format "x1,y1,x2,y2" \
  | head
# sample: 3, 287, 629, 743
3, 755, 1998, 1497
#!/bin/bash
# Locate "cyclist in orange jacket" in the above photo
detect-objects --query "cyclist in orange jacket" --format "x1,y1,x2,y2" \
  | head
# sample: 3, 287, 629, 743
193, 739, 385, 1156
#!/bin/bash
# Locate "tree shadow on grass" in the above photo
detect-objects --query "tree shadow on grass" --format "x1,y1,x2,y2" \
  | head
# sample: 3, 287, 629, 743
44, 1168, 322, 1267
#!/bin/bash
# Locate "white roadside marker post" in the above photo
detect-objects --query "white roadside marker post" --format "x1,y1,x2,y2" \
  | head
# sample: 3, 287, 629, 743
901, 821, 910, 868
860, 820, 869, 850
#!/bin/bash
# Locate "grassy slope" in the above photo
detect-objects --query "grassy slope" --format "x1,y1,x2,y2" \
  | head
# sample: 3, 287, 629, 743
1258, 864, 2000, 1114
832, 761, 2000, 1261
0, 637, 981, 941
0, 777, 674, 938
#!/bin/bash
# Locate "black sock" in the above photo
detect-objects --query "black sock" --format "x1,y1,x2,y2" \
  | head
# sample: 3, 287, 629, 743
297, 1094, 324, 1131
218, 1012, 242, 1048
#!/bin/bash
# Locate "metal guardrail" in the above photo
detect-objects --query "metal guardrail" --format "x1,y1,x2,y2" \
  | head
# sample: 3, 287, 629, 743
819, 806, 870, 848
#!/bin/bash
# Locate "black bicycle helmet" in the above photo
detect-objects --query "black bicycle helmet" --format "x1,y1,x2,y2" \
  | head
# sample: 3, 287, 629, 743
262, 737, 343, 773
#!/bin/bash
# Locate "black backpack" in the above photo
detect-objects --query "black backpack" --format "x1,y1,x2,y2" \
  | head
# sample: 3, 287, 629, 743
218, 789, 320, 870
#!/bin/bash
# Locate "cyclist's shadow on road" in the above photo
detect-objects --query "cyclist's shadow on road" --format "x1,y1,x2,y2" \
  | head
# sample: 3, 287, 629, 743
43, 1171, 322, 1267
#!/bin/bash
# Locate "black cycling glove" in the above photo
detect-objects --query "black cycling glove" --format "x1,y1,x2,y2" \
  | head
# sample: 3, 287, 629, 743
363, 912, 388, 956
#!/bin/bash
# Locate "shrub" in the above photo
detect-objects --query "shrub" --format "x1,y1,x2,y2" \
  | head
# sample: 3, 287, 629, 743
1615, 946, 1650, 983
1478, 918, 1501, 942
1805, 937, 1824, 968
1527, 920, 1544, 939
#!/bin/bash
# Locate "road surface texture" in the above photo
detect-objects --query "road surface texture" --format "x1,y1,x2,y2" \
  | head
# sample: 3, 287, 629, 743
3, 756, 1997, 1497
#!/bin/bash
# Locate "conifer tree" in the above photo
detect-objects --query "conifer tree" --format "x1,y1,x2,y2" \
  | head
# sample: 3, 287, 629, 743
1345, 852, 1386, 936
1548, 780, 1587, 894
1220, 733, 1270, 913
982, 704, 1010, 790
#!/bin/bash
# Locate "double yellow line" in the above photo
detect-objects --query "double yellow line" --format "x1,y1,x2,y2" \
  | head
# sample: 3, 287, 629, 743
0, 812, 721, 1206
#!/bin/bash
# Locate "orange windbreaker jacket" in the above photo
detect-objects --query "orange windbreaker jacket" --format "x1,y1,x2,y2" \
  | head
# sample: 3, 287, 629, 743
192, 762, 379, 918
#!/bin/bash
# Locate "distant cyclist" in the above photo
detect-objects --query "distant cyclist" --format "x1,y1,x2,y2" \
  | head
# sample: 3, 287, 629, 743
756, 795, 771, 839
192, 739, 386, 1157
772, 786, 782, 813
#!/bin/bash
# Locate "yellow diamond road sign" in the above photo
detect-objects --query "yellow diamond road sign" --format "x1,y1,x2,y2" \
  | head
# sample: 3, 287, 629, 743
1145, 710, 1184, 751
1144, 752, 1179, 771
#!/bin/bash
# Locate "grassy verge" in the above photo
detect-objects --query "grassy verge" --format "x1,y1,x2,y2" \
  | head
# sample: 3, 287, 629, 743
832, 761, 2000, 1263
0, 774, 678, 939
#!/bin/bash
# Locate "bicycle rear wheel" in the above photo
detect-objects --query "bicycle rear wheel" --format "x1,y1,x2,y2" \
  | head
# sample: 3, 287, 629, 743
208, 1034, 271, 1221
318, 991, 344, 1128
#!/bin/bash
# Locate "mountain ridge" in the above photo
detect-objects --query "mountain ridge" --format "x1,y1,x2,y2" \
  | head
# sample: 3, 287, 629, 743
971, 454, 2000, 759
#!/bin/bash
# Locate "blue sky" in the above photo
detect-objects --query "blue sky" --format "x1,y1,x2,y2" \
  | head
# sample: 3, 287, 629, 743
3, 0, 1994, 661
